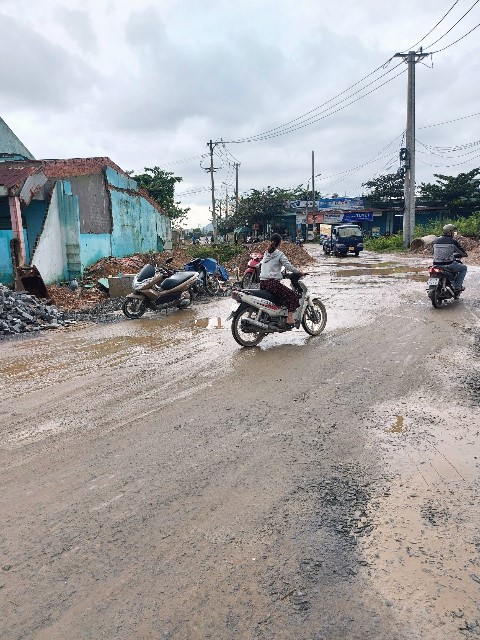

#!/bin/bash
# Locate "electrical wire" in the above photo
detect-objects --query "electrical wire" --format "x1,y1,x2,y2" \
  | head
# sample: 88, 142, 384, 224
424, 0, 480, 49
159, 153, 208, 167
227, 68, 406, 143
418, 111, 480, 128
416, 152, 480, 167
223, 58, 402, 144
400, 0, 460, 52
416, 138, 480, 152
430, 20, 480, 52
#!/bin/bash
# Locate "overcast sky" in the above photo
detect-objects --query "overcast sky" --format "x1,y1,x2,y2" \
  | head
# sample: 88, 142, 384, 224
1, 0, 479, 227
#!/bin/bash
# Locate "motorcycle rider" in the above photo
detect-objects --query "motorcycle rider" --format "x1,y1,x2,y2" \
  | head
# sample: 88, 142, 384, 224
260, 233, 303, 327
432, 224, 468, 294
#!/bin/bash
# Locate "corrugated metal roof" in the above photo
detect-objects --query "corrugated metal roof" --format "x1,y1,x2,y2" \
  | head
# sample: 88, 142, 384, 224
41, 157, 126, 179
0, 163, 42, 189
0, 158, 167, 216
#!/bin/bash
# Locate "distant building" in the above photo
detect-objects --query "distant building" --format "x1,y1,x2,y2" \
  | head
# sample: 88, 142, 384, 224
0, 118, 171, 286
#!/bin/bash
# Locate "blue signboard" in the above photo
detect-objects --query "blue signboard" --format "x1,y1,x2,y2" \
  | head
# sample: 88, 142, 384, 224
343, 212, 373, 222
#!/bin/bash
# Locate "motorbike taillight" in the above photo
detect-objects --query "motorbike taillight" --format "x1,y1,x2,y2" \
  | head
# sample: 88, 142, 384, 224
429, 266, 442, 274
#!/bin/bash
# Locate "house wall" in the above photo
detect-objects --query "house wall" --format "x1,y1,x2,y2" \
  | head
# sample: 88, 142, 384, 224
105, 167, 172, 256
80, 233, 111, 267
68, 173, 111, 234
0, 230, 14, 283
24, 200, 47, 262
30, 181, 78, 283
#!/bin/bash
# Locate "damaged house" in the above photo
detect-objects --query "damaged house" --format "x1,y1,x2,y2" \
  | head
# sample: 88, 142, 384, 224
0, 117, 171, 286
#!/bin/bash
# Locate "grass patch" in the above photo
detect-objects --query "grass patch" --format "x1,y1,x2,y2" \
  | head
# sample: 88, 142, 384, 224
364, 233, 407, 252
185, 244, 244, 264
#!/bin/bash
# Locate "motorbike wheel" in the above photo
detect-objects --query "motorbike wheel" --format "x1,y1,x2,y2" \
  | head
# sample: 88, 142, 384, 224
431, 285, 444, 308
177, 289, 194, 308
231, 305, 265, 347
205, 274, 220, 296
301, 299, 327, 335
241, 272, 254, 289
122, 297, 147, 319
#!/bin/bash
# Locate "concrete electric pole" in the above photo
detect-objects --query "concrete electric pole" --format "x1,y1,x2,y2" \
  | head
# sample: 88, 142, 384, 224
235, 163, 240, 215
208, 140, 217, 241
393, 49, 428, 247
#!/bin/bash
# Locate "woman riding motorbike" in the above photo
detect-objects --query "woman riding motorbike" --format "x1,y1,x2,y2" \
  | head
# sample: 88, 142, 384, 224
259, 233, 304, 327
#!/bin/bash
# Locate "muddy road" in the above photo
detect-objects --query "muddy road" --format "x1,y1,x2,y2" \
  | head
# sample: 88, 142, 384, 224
1, 246, 480, 640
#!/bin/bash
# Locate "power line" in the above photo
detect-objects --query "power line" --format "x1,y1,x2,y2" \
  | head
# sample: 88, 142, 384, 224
418, 110, 480, 128
226, 58, 401, 144
228, 69, 406, 144
424, 0, 480, 49
159, 153, 208, 167
416, 152, 480, 167
430, 20, 480, 52
401, 0, 460, 51
416, 138, 480, 152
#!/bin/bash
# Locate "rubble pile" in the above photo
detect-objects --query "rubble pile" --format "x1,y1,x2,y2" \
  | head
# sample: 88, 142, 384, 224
410, 235, 480, 265
0, 284, 76, 338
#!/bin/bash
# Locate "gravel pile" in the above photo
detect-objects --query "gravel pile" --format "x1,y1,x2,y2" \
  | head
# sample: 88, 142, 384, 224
0, 284, 77, 338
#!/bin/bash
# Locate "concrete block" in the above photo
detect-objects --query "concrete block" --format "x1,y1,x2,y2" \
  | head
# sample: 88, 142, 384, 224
108, 275, 135, 298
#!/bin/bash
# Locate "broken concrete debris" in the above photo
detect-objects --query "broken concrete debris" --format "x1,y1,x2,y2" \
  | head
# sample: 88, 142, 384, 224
0, 284, 76, 337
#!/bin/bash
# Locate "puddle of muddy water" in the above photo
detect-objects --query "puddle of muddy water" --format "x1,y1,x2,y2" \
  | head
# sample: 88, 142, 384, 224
361, 393, 480, 635
386, 415, 405, 433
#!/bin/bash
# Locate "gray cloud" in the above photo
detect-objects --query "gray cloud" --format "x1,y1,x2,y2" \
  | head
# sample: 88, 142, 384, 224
0, 12, 98, 110
56, 7, 98, 53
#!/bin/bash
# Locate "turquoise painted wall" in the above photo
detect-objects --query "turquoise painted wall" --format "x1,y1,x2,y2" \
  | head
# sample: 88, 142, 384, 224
109, 189, 158, 256
24, 200, 47, 261
0, 230, 13, 283
80, 233, 111, 267
0, 228, 29, 284
105, 166, 138, 191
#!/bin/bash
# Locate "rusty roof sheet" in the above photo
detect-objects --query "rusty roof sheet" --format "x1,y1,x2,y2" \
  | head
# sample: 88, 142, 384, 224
40, 157, 127, 179
0, 158, 167, 216
0, 163, 43, 189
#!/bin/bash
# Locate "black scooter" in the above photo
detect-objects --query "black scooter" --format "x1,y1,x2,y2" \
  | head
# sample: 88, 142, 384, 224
427, 256, 465, 308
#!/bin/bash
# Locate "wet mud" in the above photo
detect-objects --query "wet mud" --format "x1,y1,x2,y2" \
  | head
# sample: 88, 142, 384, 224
1, 247, 479, 639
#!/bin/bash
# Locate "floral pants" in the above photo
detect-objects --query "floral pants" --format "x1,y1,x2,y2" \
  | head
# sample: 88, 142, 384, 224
260, 279, 299, 312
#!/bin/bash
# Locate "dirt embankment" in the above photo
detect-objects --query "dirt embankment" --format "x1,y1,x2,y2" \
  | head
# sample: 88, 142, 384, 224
409, 234, 480, 265
46, 242, 314, 312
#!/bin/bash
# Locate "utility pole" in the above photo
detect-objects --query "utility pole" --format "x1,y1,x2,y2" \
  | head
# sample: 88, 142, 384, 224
393, 49, 428, 247
208, 140, 217, 241
235, 163, 240, 215
311, 150, 316, 214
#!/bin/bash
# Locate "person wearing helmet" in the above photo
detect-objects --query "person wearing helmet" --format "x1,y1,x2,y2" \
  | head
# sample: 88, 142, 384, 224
431, 224, 468, 293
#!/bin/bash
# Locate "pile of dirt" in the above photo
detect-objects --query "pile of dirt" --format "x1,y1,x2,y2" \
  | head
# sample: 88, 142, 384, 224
46, 242, 315, 313
410, 235, 480, 265
225, 241, 314, 277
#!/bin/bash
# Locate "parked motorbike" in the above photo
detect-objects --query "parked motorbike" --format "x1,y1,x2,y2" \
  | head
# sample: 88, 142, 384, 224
241, 252, 263, 289
227, 273, 327, 347
295, 236, 305, 246
122, 257, 197, 319
184, 257, 223, 296
427, 256, 465, 308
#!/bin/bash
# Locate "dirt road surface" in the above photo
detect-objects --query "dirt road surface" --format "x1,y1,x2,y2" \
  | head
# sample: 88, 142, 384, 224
1, 246, 479, 640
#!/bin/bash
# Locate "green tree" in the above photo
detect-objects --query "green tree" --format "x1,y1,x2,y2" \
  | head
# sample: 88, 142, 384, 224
419, 168, 480, 214
362, 171, 405, 203
225, 186, 301, 232
130, 166, 190, 224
